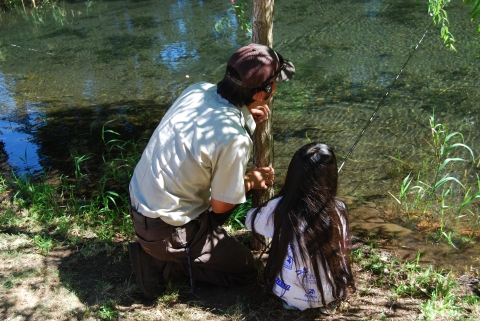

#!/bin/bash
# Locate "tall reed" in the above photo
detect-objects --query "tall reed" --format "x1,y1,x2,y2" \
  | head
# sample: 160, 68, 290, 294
390, 112, 478, 247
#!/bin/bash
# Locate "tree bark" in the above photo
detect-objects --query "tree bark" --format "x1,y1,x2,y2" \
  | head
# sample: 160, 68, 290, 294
250, 0, 275, 251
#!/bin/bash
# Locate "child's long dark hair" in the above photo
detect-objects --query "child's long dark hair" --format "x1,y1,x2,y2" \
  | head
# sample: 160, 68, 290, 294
250, 142, 355, 306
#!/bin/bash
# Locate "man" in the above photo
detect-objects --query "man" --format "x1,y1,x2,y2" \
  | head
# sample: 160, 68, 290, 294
128, 43, 295, 298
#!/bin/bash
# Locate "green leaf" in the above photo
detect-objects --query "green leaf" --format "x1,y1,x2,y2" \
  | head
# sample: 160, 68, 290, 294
388, 191, 402, 204
434, 176, 464, 189
444, 131, 463, 143
465, 0, 480, 20
438, 157, 466, 172
442, 143, 475, 161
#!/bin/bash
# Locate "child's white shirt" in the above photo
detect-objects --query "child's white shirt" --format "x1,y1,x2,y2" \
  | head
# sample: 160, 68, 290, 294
246, 197, 347, 310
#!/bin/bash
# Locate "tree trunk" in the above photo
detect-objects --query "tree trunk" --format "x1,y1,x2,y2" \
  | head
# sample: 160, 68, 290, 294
250, 0, 275, 251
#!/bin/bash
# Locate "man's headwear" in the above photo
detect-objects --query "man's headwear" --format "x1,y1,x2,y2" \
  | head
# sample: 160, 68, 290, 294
226, 43, 296, 89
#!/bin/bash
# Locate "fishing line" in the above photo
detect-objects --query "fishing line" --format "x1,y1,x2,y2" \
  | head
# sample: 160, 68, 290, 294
337, 29, 429, 173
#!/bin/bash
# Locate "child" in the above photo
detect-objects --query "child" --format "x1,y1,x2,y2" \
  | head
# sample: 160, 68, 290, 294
246, 142, 355, 312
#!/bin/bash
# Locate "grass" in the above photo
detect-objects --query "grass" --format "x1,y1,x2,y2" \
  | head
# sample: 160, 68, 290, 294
353, 245, 480, 321
98, 300, 118, 320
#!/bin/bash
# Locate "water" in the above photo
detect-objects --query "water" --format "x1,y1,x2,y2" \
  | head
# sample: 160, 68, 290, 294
0, 0, 479, 270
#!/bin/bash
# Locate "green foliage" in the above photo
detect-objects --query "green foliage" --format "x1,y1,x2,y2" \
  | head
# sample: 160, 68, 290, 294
390, 112, 478, 248
458, 176, 480, 215
429, 0, 480, 52
419, 271, 463, 321
354, 246, 474, 319
231, 2, 252, 34
465, 0, 480, 56
429, 0, 456, 50
226, 197, 252, 231
3, 120, 137, 248
33, 234, 54, 254
465, 0, 480, 21
3, 280, 14, 289
0, 0, 75, 27
427, 113, 474, 198
215, 0, 251, 36
157, 281, 183, 305
98, 300, 118, 320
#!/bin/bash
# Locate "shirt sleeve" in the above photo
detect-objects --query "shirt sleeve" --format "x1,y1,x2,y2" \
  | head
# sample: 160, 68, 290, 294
210, 133, 251, 205
245, 197, 282, 238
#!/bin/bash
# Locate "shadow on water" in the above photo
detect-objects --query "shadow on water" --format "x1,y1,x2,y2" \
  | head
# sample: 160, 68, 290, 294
32, 99, 170, 192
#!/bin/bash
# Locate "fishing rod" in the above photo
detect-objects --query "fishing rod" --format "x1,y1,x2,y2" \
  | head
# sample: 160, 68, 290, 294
256, 31, 429, 261
337, 30, 429, 173
10, 44, 54, 55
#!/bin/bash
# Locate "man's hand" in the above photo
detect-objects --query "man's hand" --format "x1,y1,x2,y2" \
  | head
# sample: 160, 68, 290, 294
244, 166, 274, 191
250, 104, 270, 124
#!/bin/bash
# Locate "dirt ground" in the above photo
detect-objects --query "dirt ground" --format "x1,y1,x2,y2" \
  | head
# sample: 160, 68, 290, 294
1, 219, 480, 321
0, 231, 411, 321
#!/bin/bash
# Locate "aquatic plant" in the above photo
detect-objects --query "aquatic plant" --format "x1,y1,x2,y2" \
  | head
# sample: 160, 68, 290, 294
424, 112, 474, 201
0, 0, 81, 27
390, 112, 478, 247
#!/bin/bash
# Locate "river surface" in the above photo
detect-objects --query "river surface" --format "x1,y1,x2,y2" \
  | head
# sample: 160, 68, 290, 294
0, 0, 479, 271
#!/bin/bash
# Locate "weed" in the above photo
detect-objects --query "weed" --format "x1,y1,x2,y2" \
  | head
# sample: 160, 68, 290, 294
352, 245, 473, 319
3, 279, 14, 289
71, 152, 92, 181
158, 281, 183, 305
351, 248, 363, 261
0, 120, 140, 253
224, 296, 248, 321
463, 294, 480, 305
33, 234, 54, 255
98, 300, 118, 320
420, 272, 463, 321
227, 197, 252, 231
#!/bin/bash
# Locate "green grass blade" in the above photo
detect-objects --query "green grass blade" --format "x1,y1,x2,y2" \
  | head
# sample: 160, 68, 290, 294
438, 157, 466, 172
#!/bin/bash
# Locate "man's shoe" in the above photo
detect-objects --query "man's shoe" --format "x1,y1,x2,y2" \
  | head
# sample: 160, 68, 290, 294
129, 242, 165, 299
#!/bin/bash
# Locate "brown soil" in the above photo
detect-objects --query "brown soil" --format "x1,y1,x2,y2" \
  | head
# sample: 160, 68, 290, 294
2, 220, 480, 321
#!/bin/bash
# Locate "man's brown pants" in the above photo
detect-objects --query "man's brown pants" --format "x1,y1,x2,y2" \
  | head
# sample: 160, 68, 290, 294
130, 207, 256, 287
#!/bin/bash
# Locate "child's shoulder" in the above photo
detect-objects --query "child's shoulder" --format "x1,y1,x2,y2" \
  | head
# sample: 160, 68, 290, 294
334, 198, 347, 208
334, 198, 349, 214
260, 195, 283, 209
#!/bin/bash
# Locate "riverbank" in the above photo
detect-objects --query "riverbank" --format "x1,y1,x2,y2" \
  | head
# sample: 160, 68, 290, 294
1, 231, 479, 320
1, 182, 479, 320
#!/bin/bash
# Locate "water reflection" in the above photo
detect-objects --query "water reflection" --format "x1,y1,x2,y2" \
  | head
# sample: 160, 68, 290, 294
0, 72, 42, 175
124, 9, 134, 33
365, 0, 382, 19
82, 78, 97, 101
157, 42, 198, 70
